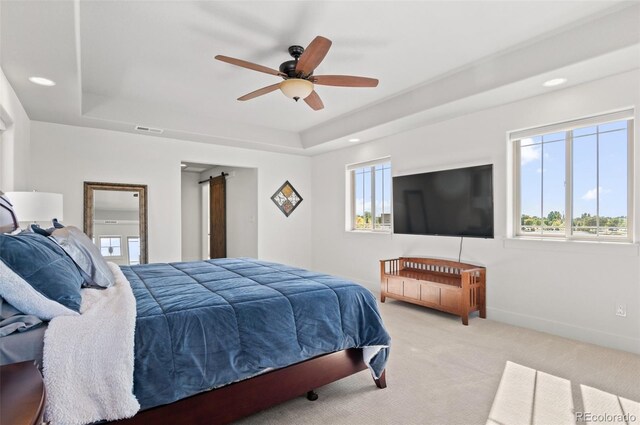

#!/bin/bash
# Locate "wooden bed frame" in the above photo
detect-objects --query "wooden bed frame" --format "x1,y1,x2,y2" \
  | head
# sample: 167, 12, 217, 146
111, 348, 386, 424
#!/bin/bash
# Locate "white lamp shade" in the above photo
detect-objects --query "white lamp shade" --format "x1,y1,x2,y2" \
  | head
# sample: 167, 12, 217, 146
279, 79, 314, 100
5, 192, 63, 222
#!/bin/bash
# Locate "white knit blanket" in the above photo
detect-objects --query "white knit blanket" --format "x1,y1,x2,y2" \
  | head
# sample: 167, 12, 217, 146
43, 263, 140, 425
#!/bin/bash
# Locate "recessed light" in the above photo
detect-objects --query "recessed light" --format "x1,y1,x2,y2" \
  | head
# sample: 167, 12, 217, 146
348, 138, 360, 143
181, 163, 187, 168
543, 78, 567, 87
28, 76, 56, 87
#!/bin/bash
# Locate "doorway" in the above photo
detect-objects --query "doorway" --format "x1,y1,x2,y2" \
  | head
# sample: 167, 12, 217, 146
199, 165, 258, 260
180, 163, 258, 261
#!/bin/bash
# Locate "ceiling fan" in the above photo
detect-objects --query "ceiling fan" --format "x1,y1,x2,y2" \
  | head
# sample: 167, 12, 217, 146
215, 36, 378, 111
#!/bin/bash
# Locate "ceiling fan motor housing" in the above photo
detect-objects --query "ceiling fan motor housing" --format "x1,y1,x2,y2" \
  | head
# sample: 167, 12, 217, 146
279, 60, 299, 78
279, 45, 307, 78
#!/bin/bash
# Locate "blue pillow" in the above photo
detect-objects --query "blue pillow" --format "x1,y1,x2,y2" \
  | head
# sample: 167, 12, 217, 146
30, 219, 64, 236
0, 232, 83, 312
31, 224, 53, 236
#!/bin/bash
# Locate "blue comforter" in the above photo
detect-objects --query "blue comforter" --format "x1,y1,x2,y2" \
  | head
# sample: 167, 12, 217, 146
121, 258, 390, 410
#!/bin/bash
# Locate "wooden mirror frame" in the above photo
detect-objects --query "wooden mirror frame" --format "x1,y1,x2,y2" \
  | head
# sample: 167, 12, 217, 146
83, 182, 148, 264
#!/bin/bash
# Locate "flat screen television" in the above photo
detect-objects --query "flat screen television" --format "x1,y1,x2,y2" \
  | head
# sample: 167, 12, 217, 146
393, 164, 494, 238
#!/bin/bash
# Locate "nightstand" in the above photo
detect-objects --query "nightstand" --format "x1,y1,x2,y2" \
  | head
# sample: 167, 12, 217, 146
0, 361, 46, 425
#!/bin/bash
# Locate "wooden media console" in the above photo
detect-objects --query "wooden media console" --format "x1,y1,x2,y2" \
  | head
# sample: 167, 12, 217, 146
379, 257, 486, 325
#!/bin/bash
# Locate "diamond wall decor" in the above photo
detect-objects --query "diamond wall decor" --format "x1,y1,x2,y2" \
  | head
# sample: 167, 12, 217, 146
271, 180, 303, 217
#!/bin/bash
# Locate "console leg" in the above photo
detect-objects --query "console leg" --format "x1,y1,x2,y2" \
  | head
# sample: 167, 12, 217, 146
374, 370, 386, 389
461, 313, 469, 326
380, 294, 386, 303
480, 305, 486, 319
306, 390, 318, 401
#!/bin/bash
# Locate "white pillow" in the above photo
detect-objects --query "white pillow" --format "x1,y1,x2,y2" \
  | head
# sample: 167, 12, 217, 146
0, 260, 79, 320
49, 226, 115, 288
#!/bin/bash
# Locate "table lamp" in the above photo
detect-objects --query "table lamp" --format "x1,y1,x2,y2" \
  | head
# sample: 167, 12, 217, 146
5, 191, 63, 225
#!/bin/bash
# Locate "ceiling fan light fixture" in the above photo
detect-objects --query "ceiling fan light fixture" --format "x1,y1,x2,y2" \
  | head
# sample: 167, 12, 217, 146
280, 79, 314, 101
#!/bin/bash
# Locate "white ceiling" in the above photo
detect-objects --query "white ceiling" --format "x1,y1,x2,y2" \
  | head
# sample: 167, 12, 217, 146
1, 1, 639, 155
94, 190, 139, 212
182, 162, 217, 173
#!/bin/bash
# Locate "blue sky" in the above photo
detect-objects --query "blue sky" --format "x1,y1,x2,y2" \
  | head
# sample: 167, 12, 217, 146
520, 120, 627, 220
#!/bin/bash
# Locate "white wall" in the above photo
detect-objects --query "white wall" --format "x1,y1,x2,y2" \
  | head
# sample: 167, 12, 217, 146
29, 122, 312, 268
0, 67, 30, 191
200, 165, 258, 259
181, 171, 202, 262
94, 209, 138, 221
310, 70, 640, 353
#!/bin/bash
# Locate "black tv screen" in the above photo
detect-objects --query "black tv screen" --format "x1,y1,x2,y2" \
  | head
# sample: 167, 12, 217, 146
393, 164, 494, 238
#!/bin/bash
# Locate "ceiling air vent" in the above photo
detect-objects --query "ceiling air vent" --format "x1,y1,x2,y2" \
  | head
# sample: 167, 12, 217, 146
135, 125, 164, 134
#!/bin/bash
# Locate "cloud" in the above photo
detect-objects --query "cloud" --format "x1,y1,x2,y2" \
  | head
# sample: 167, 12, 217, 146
582, 186, 611, 200
521, 143, 541, 166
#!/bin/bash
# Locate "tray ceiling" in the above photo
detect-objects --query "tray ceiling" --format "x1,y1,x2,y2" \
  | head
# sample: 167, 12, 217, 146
1, 1, 638, 155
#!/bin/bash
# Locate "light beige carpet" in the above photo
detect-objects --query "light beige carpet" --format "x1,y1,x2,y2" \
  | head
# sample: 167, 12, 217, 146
486, 361, 640, 425
237, 299, 640, 425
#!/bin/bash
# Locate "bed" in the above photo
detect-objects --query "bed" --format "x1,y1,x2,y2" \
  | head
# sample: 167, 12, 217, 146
1, 247, 390, 424
120, 258, 390, 422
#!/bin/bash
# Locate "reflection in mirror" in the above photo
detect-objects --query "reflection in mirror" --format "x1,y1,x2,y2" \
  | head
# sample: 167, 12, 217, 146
84, 182, 148, 264
94, 191, 139, 265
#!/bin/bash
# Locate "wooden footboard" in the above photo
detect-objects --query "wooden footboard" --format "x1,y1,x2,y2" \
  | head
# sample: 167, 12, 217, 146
111, 348, 383, 425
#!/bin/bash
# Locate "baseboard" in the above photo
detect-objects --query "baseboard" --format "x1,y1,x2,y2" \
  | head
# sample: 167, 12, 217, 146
487, 307, 640, 354
340, 275, 378, 292
331, 273, 640, 355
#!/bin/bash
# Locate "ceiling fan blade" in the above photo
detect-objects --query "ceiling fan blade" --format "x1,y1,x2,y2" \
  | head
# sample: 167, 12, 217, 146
312, 75, 379, 87
296, 36, 332, 76
304, 91, 324, 111
215, 55, 284, 77
237, 83, 281, 101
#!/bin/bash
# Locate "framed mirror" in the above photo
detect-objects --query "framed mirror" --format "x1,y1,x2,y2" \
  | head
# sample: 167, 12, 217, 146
84, 182, 148, 265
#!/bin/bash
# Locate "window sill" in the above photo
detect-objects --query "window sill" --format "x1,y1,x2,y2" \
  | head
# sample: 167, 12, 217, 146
346, 230, 392, 235
503, 237, 639, 256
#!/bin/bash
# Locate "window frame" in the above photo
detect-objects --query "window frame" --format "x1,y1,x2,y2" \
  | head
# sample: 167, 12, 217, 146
127, 236, 140, 265
99, 235, 123, 257
346, 157, 392, 233
511, 110, 634, 242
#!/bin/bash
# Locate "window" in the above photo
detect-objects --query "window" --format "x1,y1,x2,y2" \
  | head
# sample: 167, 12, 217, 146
100, 236, 122, 256
347, 158, 392, 231
512, 110, 633, 240
127, 237, 140, 265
